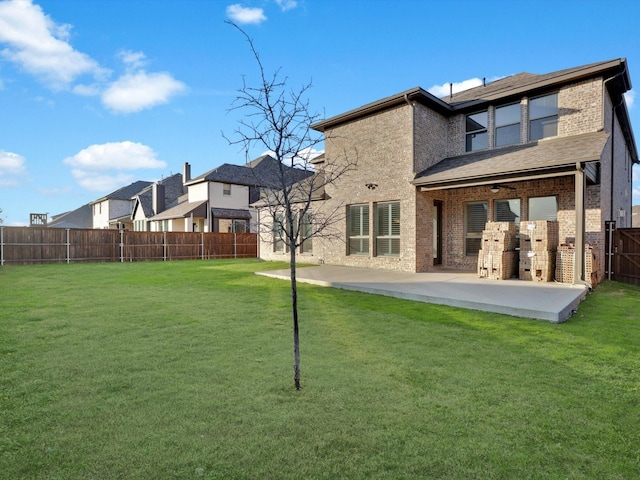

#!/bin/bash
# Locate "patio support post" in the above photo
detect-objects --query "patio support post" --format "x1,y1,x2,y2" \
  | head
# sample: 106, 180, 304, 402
574, 163, 585, 285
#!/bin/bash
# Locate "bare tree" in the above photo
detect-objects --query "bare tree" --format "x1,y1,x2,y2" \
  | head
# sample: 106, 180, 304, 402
225, 22, 356, 390
0, 207, 3, 225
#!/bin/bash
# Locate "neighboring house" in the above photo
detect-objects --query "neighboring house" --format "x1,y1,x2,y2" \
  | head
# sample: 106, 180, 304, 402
47, 203, 93, 229
149, 155, 312, 233
633, 205, 640, 228
91, 181, 153, 229
257, 58, 638, 285
131, 173, 185, 231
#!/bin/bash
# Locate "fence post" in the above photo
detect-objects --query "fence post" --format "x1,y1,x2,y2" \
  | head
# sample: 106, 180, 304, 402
119, 229, 124, 263
66, 228, 70, 264
234, 232, 237, 259
163, 231, 167, 261
201, 232, 204, 260
1, 226, 3, 266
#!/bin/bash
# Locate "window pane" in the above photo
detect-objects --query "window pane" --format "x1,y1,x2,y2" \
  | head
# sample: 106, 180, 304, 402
375, 202, 400, 257
530, 117, 558, 141
465, 202, 487, 256
496, 103, 520, 127
348, 204, 369, 255
466, 131, 488, 152
528, 196, 558, 221
495, 199, 520, 224
495, 124, 520, 147
466, 111, 488, 132
530, 94, 558, 120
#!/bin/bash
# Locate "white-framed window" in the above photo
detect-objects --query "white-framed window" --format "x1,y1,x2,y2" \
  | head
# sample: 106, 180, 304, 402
223, 183, 231, 196
375, 202, 400, 257
465, 201, 487, 256
348, 204, 369, 255
273, 213, 285, 252
495, 103, 521, 147
466, 111, 488, 152
528, 196, 558, 221
300, 211, 313, 254
529, 93, 558, 141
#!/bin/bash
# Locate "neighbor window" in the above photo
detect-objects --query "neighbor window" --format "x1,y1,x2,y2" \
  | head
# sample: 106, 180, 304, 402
301, 211, 313, 254
495, 103, 521, 147
348, 204, 369, 255
465, 201, 487, 255
273, 213, 285, 252
529, 93, 558, 140
528, 196, 558, 221
223, 183, 231, 196
375, 202, 400, 257
465, 111, 488, 152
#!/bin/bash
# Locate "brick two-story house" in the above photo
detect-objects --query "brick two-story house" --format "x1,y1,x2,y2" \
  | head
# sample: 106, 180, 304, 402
257, 58, 637, 285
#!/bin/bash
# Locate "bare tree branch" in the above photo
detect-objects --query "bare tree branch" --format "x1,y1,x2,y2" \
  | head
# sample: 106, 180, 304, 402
224, 22, 356, 390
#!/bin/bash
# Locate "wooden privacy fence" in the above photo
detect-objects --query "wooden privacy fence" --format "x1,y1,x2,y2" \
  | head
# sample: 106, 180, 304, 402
0, 227, 257, 265
612, 228, 640, 286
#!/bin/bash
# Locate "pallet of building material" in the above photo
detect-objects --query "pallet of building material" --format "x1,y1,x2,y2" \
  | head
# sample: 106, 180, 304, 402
478, 251, 518, 280
519, 250, 555, 282
481, 230, 517, 252
520, 220, 559, 252
555, 244, 598, 286
483, 221, 517, 235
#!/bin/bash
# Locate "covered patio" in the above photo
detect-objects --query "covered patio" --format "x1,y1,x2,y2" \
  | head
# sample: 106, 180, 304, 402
257, 265, 589, 322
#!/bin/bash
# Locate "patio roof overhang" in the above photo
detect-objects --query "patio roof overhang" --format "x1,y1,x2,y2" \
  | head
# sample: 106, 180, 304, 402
150, 200, 208, 221
413, 131, 611, 287
412, 131, 609, 190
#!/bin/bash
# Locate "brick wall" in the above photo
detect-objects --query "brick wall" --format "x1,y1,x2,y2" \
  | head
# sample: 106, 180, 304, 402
257, 76, 628, 278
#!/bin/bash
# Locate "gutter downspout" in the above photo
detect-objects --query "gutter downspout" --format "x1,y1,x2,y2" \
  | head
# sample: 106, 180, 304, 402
602, 70, 626, 221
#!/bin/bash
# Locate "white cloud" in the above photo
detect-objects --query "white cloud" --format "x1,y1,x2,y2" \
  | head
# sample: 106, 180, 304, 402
101, 71, 186, 113
64, 141, 166, 171
118, 49, 147, 70
625, 89, 635, 109
275, 0, 297, 11
428, 78, 484, 98
64, 141, 166, 192
0, 0, 106, 89
226, 4, 267, 24
0, 149, 27, 187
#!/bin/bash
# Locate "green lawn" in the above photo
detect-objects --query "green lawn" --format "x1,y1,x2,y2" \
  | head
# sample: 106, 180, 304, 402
1, 259, 639, 479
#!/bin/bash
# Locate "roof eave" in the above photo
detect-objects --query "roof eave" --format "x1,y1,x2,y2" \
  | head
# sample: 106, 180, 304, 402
311, 87, 452, 132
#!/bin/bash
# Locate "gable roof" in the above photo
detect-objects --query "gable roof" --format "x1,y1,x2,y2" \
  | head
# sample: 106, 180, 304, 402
48, 203, 93, 229
445, 59, 631, 109
311, 59, 635, 162
132, 173, 185, 218
186, 154, 313, 189
91, 180, 152, 204
413, 131, 610, 189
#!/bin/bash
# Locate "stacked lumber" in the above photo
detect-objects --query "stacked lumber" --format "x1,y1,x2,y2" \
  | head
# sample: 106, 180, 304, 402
519, 221, 559, 282
478, 222, 518, 280
555, 244, 599, 286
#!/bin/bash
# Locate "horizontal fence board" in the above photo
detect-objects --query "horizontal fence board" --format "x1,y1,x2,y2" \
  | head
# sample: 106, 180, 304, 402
0, 227, 257, 265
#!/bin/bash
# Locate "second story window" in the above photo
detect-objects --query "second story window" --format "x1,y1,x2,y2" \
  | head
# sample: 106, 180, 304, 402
495, 103, 521, 147
223, 183, 231, 196
465, 111, 488, 152
529, 93, 558, 141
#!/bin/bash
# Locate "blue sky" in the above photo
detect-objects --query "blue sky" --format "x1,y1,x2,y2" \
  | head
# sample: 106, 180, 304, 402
0, 0, 639, 226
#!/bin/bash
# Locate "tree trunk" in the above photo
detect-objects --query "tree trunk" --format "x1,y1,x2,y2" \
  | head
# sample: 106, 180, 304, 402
290, 245, 301, 390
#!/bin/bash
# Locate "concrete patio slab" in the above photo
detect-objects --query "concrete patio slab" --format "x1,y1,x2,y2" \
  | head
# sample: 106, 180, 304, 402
256, 265, 589, 322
